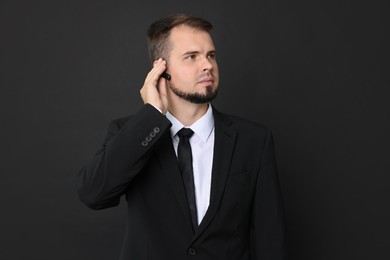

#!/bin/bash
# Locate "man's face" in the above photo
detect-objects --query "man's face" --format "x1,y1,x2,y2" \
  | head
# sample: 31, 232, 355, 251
166, 25, 219, 104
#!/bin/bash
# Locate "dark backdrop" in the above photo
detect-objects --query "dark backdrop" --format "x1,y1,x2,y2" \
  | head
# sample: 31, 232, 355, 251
1, 0, 389, 259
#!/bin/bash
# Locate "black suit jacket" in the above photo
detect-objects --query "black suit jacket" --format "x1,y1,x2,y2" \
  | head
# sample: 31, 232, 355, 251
77, 104, 285, 260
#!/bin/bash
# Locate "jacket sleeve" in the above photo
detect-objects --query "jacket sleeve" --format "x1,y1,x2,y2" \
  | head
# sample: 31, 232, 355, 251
251, 129, 286, 259
76, 104, 172, 210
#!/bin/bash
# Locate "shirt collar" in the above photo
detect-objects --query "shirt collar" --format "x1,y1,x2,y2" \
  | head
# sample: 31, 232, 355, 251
166, 104, 214, 143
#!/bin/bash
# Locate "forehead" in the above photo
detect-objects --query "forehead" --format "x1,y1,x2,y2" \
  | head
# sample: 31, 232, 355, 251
169, 25, 215, 54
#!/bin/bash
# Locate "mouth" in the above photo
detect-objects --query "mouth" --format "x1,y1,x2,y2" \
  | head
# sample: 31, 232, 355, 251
198, 77, 214, 84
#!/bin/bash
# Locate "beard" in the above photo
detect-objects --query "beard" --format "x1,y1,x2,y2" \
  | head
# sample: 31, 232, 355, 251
168, 83, 218, 104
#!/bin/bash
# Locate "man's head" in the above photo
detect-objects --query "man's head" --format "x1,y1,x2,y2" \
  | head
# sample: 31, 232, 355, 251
147, 14, 213, 63
147, 14, 219, 104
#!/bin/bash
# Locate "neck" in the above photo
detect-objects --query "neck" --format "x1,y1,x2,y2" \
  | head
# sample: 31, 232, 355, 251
168, 100, 209, 126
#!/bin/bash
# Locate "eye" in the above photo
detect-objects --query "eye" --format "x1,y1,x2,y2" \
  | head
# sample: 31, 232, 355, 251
186, 54, 196, 60
207, 53, 216, 59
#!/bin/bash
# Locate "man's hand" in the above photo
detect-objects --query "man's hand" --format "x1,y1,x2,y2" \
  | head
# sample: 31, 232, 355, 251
140, 58, 168, 114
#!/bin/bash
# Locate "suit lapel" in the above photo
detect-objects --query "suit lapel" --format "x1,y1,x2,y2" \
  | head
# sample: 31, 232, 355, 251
194, 109, 237, 239
155, 109, 238, 239
155, 132, 193, 231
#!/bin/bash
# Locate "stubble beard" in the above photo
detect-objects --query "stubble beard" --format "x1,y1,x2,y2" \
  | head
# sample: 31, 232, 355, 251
168, 82, 218, 104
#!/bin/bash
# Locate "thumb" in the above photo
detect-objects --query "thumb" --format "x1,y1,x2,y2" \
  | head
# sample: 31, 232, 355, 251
158, 78, 168, 97
157, 78, 168, 114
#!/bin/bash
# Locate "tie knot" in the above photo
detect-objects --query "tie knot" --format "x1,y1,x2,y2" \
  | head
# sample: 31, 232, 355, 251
177, 128, 194, 139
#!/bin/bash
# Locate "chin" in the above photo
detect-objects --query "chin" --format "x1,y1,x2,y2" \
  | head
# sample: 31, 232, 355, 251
170, 83, 218, 104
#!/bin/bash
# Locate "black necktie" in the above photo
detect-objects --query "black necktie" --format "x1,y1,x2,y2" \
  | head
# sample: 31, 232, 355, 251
177, 128, 198, 231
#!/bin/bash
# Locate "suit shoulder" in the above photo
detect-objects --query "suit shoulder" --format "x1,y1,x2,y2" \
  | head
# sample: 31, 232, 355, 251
216, 111, 270, 135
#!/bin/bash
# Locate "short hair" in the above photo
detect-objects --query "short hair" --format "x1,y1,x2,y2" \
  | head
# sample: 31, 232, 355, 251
147, 14, 213, 63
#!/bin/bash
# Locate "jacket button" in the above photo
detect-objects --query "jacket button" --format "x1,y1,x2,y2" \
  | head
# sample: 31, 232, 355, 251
153, 127, 160, 133
188, 248, 196, 256
145, 136, 152, 142
149, 131, 156, 137
141, 141, 148, 147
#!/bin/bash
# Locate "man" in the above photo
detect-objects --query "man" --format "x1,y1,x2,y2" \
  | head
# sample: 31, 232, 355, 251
77, 14, 285, 260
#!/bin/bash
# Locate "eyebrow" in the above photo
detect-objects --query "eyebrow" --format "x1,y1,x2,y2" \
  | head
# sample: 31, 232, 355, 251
182, 51, 200, 56
182, 50, 216, 56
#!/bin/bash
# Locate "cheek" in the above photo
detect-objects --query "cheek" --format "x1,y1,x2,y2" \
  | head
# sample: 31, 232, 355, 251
174, 68, 194, 82
213, 63, 219, 74
170, 73, 191, 90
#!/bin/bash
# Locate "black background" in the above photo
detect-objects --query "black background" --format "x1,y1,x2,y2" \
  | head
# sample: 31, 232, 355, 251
1, 0, 389, 259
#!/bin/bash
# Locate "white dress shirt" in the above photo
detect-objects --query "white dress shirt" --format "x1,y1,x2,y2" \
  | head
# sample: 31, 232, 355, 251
166, 104, 215, 225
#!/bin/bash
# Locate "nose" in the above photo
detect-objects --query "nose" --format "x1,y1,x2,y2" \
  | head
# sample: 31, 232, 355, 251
202, 56, 213, 72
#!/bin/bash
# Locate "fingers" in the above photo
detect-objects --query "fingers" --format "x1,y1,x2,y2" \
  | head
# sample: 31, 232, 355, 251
140, 58, 168, 113
144, 58, 167, 87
